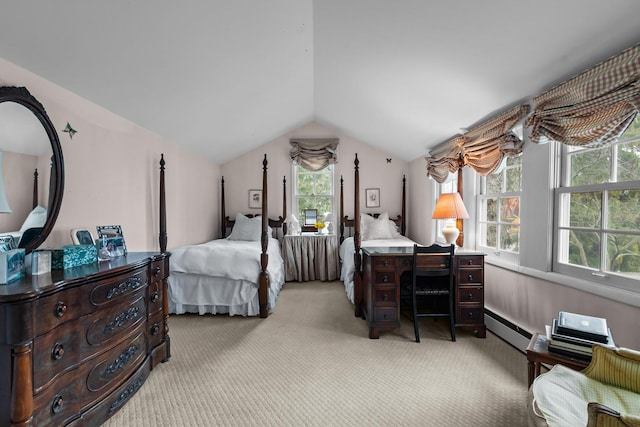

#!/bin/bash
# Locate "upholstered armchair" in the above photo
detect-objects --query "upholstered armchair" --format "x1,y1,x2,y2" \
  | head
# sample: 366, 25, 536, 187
528, 344, 640, 426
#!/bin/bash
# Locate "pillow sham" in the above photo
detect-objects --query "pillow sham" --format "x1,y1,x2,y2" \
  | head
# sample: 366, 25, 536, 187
227, 213, 272, 241
361, 212, 394, 240
19, 205, 47, 234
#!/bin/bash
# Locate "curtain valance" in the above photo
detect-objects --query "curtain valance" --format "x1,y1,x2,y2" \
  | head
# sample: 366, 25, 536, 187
426, 103, 530, 183
290, 138, 339, 171
527, 43, 640, 147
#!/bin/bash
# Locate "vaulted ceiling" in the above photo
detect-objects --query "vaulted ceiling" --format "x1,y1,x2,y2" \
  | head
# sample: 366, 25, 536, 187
1, 1, 639, 164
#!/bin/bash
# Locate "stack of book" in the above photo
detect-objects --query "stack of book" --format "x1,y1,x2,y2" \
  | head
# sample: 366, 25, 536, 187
546, 311, 615, 361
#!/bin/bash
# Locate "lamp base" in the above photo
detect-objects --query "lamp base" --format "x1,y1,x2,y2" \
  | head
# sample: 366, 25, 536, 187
442, 221, 460, 245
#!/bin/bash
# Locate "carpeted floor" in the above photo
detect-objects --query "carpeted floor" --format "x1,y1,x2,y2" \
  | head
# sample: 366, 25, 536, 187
103, 281, 528, 426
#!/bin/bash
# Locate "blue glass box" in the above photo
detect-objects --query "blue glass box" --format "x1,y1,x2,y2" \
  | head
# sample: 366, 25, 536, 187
50, 245, 98, 270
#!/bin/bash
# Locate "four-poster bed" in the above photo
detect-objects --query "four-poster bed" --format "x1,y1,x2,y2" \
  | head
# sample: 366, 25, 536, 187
338, 153, 416, 303
167, 154, 286, 318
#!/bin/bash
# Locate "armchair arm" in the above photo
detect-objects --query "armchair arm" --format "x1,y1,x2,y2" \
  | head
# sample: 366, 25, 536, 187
587, 402, 640, 427
582, 345, 640, 394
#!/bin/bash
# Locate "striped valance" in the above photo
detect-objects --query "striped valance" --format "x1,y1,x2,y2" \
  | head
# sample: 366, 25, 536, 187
527, 43, 640, 147
426, 103, 530, 183
290, 138, 339, 171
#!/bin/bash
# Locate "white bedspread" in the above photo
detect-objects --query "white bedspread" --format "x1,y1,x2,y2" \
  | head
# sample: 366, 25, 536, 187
339, 235, 416, 303
168, 237, 285, 316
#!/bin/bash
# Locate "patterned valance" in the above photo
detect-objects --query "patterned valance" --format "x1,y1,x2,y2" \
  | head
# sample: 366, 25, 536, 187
426, 103, 530, 183
527, 43, 640, 147
290, 138, 339, 171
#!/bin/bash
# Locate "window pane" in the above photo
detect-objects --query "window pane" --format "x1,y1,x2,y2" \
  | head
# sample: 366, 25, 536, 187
314, 173, 332, 195
617, 140, 640, 182
566, 230, 600, 269
568, 192, 601, 228
500, 197, 520, 221
298, 172, 315, 195
505, 157, 522, 192
314, 198, 332, 218
486, 198, 497, 221
499, 224, 519, 252
486, 173, 502, 194
606, 233, 640, 278
481, 223, 497, 248
607, 189, 640, 231
569, 147, 611, 186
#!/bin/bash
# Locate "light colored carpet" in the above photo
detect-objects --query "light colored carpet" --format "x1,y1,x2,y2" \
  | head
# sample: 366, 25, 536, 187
103, 281, 528, 426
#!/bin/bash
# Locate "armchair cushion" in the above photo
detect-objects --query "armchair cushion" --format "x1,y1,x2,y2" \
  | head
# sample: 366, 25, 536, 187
530, 345, 640, 427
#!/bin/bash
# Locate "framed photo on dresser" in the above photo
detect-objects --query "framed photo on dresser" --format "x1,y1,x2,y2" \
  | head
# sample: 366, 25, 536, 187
96, 225, 127, 256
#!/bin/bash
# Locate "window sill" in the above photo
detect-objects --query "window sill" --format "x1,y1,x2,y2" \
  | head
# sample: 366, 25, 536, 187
484, 257, 640, 309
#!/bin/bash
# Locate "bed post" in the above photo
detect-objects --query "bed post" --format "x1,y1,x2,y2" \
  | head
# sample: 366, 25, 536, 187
32, 169, 38, 209
159, 154, 167, 253
401, 174, 406, 236
282, 176, 287, 236
339, 175, 345, 244
259, 154, 269, 318
353, 154, 364, 318
221, 176, 226, 238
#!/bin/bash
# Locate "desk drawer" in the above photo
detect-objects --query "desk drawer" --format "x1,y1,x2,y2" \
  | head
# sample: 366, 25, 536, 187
458, 286, 483, 304
457, 255, 484, 268
373, 271, 396, 285
373, 287, 397, 306
373, 307, 397, 323
371, 257, 396, 269
457, 306, 483, 325
457, 268, 483, 285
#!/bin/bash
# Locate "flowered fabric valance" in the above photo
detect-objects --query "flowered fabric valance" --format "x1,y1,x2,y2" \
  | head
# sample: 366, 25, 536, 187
527, 43, 640, 147
426, 103, 530, 183
290, 138, 339, 171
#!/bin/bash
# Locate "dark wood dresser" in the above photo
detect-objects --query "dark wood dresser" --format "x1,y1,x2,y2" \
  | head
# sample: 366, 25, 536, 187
357, 246, 486, 339
0, 252, 170, 427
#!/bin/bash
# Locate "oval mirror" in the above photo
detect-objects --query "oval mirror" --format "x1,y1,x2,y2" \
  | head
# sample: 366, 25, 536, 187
0, 86, 64, 254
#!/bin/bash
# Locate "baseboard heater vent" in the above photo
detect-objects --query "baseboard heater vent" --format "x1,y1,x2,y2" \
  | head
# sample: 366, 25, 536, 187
484, 310, 532, 354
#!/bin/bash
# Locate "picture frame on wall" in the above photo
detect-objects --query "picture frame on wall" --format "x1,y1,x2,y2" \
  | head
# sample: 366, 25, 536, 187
365, 188, 380, 208
248, 189, 262, 209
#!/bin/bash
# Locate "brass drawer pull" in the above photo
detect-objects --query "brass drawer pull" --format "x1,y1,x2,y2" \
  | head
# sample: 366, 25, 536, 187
468, 312, 475, 318
467, 293, 474, 300
383, 260, 388, 266
382, 293, 388, 301
153, 266, 161, 277
468, 274, 474, 281
151, 291, 160, 303
467, 259, 474, 265
54, 301, 67, 317
51, 343, 64, 360
382, 275, 388, 283
151, 323, 160, 335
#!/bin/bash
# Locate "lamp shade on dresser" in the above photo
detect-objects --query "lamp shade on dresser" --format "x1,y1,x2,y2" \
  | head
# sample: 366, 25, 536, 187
0, 252, 170, 426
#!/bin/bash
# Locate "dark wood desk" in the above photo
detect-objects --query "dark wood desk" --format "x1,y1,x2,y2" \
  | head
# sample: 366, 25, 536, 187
526, 333, 590, 387
355, 246, 486, 339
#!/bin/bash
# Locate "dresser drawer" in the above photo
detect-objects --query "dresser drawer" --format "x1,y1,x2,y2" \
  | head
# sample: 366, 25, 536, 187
147, 310, 164, 350
32, 330, 148, 427
457, 286, 483, 304
456, 306, 483, 325
150, 258, 167, 283
34, 287, 85, 337
371, 257, 396, 269
89, 267, 148, 307
457, 268, 483, 285
147, 279, 163, 315
33, 292, 147, 392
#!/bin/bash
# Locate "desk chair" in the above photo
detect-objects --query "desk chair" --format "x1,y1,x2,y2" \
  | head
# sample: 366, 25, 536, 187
405, 243, 455, 343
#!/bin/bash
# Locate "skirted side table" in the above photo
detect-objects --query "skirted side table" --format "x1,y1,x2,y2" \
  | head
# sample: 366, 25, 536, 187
282, 233, 339, 281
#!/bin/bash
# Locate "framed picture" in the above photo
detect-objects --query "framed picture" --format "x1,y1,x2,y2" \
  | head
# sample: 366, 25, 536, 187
248, 189, 262, 209
303, 209, 318, 225
71, 228, 95, 245
97, 237, 126, 258
365, 188, 380, 208
96, 225, 127, 255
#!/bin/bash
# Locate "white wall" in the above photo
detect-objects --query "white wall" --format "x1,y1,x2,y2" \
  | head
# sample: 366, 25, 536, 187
0, 58, 219, 252
221, 121, 409, 229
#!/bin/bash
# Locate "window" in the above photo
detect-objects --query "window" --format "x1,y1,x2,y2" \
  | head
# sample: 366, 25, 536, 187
477, 155, 522, 264
292, 164, 334, 225
434, 173, 458, 244
554, 117, 640, 290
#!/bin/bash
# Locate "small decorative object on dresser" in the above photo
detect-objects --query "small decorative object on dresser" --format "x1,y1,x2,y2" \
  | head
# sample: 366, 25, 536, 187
31, 249, 52, 275
71, 228, 94, 245
97, 225, 127, 256
0, 248, 25, 284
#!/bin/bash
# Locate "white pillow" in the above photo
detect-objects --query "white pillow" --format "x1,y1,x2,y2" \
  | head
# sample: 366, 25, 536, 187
19, 205, 47, 234
388, 220, 402, 237
361, 212, 393, 240
227, 213, 272, 241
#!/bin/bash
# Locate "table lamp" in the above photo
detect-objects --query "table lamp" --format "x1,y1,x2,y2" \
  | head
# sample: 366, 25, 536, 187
432, 192, 469, 245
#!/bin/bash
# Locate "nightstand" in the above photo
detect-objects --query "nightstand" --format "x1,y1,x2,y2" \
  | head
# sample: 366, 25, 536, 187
282, 234, 339, 282
526, 332, 590, 387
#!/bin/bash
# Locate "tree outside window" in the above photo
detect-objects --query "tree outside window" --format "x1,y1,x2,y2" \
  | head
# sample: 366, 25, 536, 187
294, 165, 334, 223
